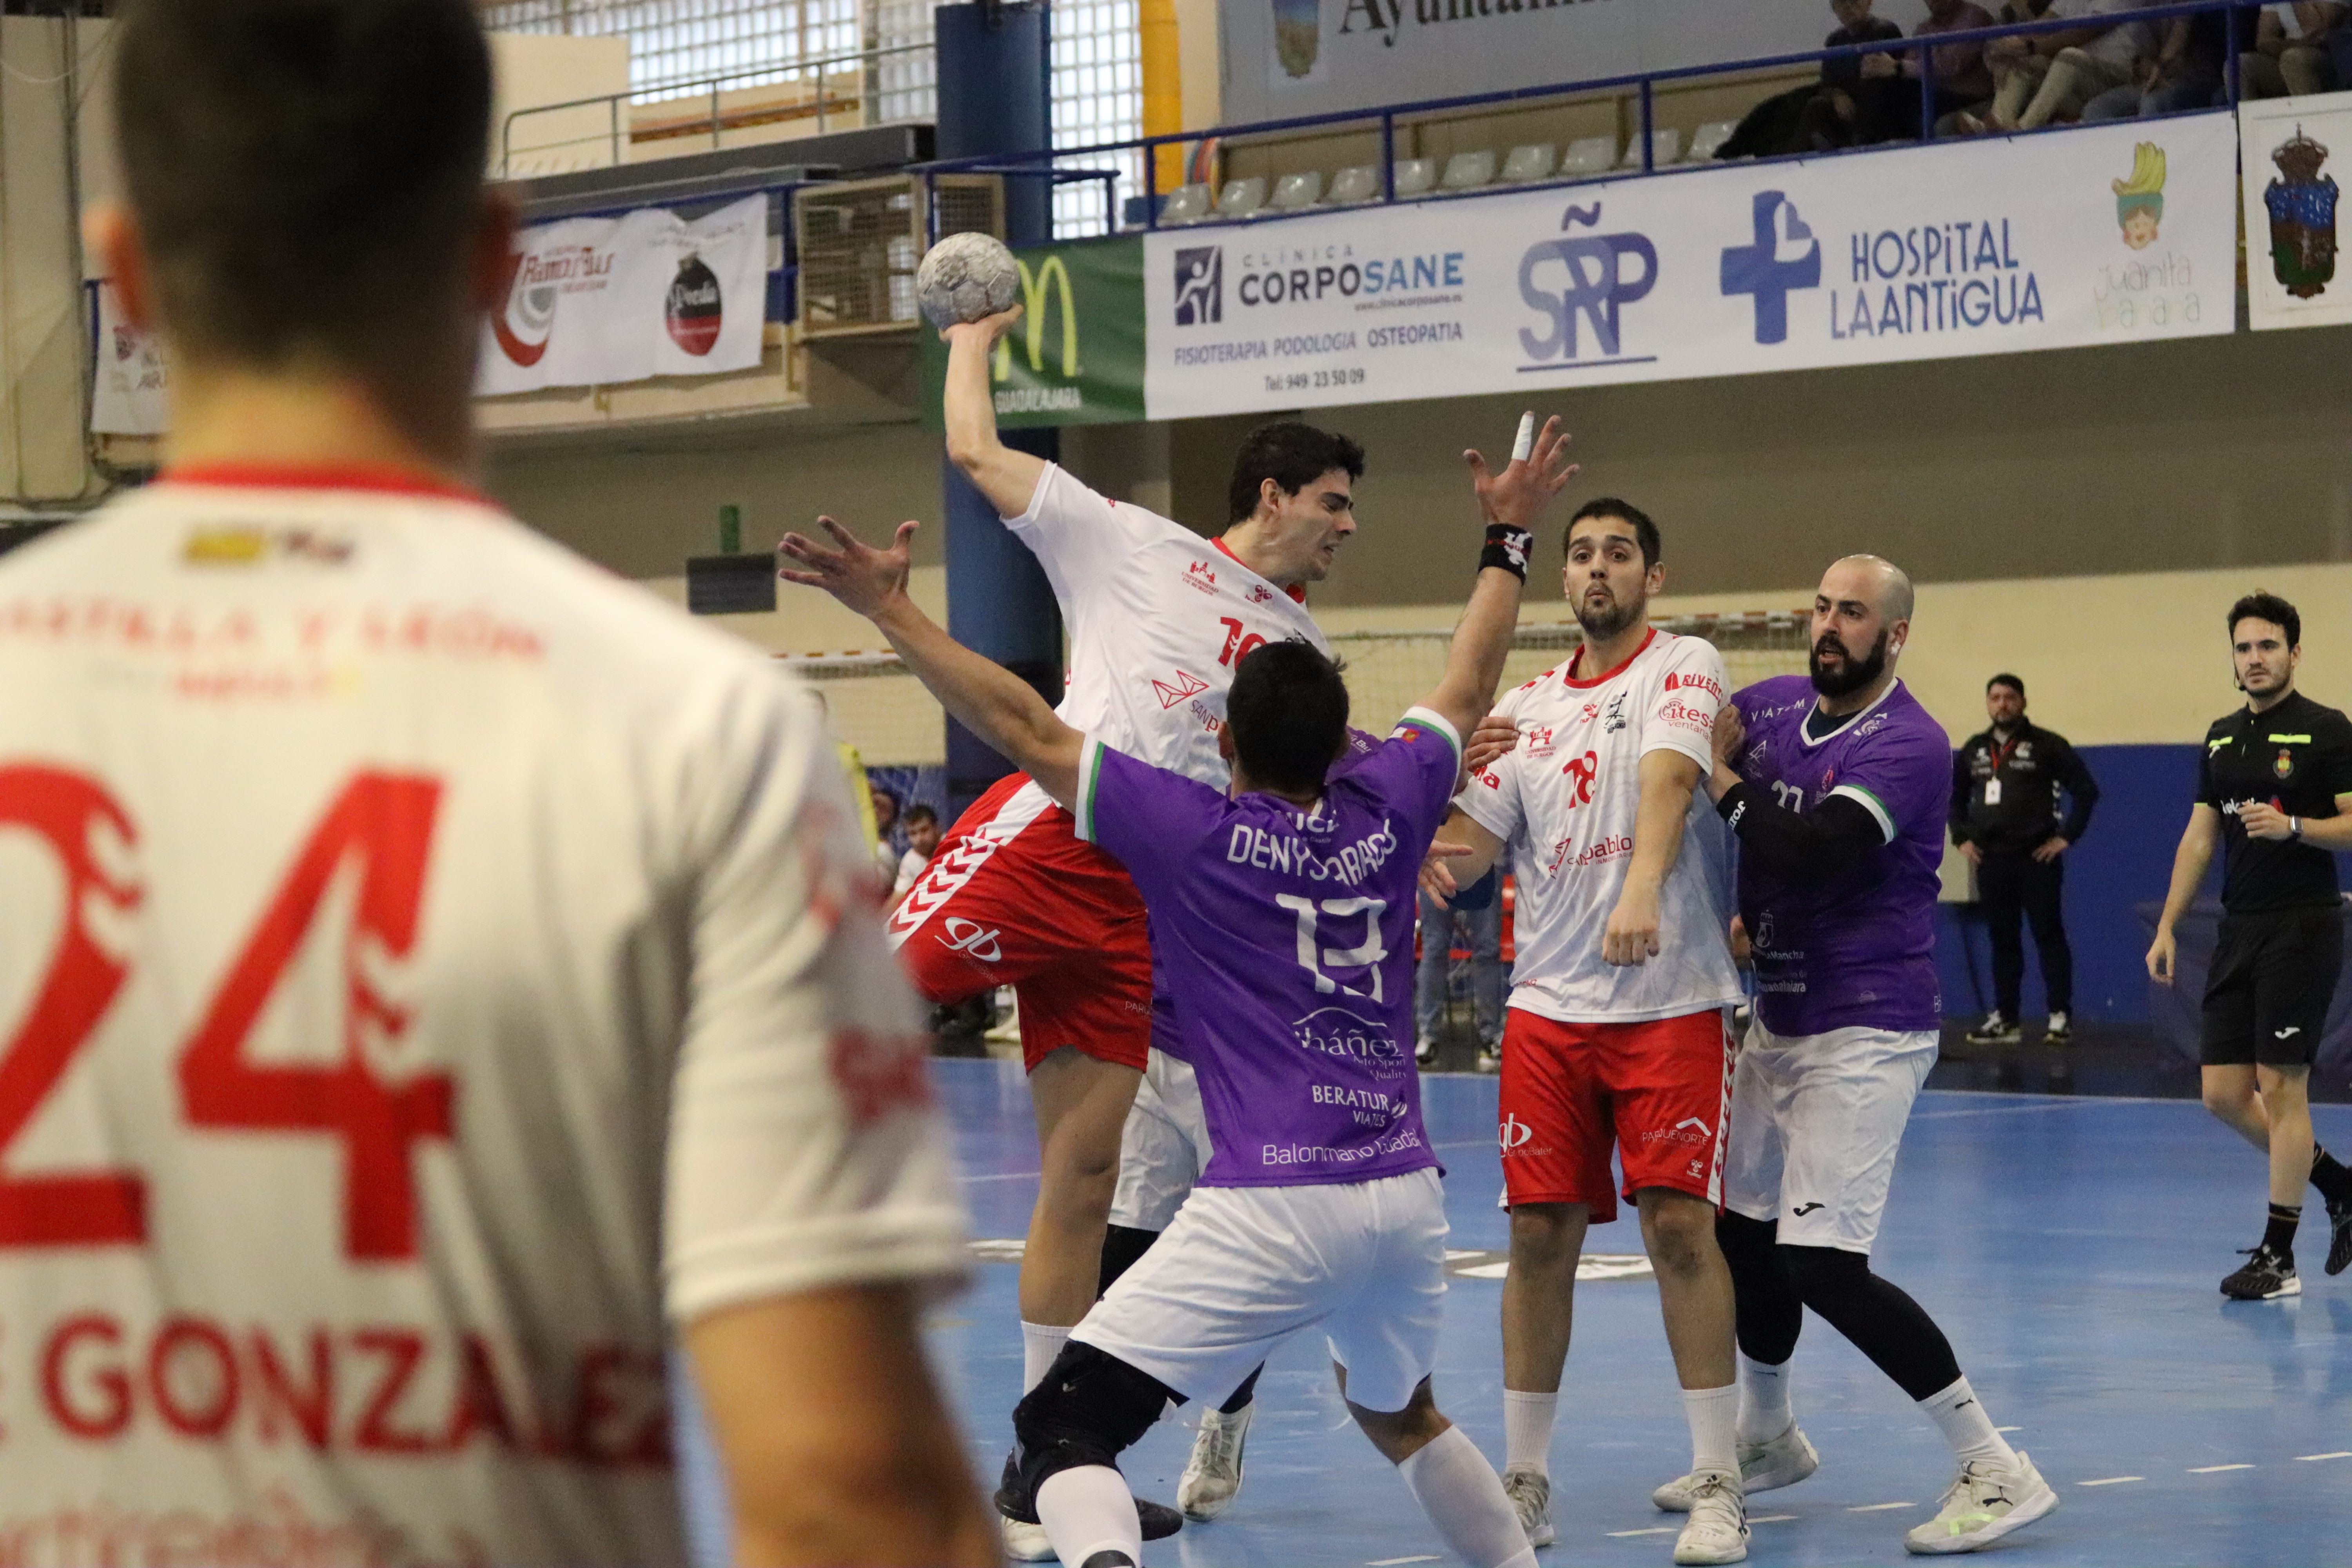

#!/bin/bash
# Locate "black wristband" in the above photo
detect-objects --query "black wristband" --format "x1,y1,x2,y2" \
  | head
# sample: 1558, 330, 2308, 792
1716, 779, 1755, 829
1481, 522, 1532, 580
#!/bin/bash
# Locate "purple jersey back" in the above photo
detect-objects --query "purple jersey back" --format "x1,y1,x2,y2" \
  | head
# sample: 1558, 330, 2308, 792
1076, 709, 1463, 1186
1731, 676, 1947, 1035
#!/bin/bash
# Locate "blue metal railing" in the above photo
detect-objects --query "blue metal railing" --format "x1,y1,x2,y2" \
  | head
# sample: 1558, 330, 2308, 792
913, 0, 2265, 240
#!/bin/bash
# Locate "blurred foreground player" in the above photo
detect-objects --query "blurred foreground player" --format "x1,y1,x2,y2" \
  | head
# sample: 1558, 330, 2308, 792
1661, 557, 2058, 1556
0, 3, 990, 1563
2147, 592, 2352, 1299
782, 415, 1572, 1568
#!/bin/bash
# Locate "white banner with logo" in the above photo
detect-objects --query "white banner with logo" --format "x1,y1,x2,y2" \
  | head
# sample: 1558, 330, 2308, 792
1144, 114, 2236, 421
90, 281, 170, 437
477, 192, 769, 395
2241, 90, 2352, 330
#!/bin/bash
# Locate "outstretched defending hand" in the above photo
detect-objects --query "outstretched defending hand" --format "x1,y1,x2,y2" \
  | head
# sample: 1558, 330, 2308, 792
778, 515, 918, 620
1417, 840, 1475, 904
938, 305, 1022, 349
1464, 414, 1578, 530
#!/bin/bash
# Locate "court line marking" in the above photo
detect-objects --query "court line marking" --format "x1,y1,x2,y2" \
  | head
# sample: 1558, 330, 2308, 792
958, 1171, 1042, 1183
1749, 1514, 1797, 1524
2189, 1464, 2254, 1473
2296, 1451, 2352, 1461
1605, 1527, 1679, 1537
1366, 1557, 1441, 1565
1849, 1502, 1916, 1511
2078, 1476, 2143, 1486
1995, 1426, 2022, 1433
1913, 1101, 2100, 1121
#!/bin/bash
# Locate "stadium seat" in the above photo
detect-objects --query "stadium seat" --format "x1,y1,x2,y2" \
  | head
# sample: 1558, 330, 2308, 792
1618, 128, 1683, 169
1439, 149, 1497, 191
1326, 163, 1381, 204
1160, 182, 1212, 225
1500, 142, 1558, 183
1559, 136, 1618, 178
1216, 176, 1269, 220
1689, 120, 1739, 161
1392, 157, 1437, 197
1271, 170, 1324, 211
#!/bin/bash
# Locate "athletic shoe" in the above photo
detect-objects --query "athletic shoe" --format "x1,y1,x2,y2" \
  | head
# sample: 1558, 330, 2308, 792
2326, 1192, 2352, 1277
1652, 1422, 1818, 1511
1002, 1514, 1056, 1562
1501, 1468, 1555, 1548
2220, 1243, 2301, 1300
1415, 1037, 1438, 1065
998, 1451, 1185, 1542
1476, 1045, 1501, 1074
2042, 1011, 2072, 1045
1178, 1402, 1252, 1521
1673, 1472, 1749, 1565
1963, 1011, 2020, 1045
1902, 1451, 2059, 1555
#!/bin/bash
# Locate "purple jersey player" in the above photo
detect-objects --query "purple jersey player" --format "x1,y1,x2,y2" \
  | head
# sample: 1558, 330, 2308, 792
782, 412, 1578, 1568
1650, 556, 2058, 1558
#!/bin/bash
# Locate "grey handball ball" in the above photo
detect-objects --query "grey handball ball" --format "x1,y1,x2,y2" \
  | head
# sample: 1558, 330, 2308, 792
915, 232, 1022, 329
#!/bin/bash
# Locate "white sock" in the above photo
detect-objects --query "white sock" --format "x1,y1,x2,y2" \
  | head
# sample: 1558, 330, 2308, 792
1501, 1388, 1559, 1477
1918, 1376, 2017, 1470
1036, 1465, 1141, 1567
1022, 1321, 1073, 1394
1682, 1384, 1739, 1480
1735, 1352, 1793, 1445
1396, 1425, 1541, 1568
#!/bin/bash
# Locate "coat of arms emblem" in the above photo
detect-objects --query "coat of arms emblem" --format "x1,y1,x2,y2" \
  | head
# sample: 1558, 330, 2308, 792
2265, 127, 2339, 300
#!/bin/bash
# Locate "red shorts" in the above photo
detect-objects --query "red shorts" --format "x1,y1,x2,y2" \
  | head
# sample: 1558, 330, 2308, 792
1497, 1007, 1733, 1223
888, 772, 1153, 1073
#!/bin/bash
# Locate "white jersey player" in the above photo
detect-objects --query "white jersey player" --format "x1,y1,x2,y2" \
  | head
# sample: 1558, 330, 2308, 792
1429, 499, 1748, 1565
11, 4, 994, 1563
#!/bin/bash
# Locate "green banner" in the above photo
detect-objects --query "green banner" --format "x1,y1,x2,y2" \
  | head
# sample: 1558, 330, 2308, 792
920, 234, 1145, 428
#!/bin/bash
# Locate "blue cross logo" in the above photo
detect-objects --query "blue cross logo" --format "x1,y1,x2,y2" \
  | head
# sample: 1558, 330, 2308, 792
1720, 191, 1822, 345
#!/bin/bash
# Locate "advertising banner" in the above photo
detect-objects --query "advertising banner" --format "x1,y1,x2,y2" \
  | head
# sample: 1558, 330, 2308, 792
2241, 90, 2352, 330
1143, 114, 2237, 421
90, 281, 169, 437
477, 192, 769, 395
919, 235, 1147, 429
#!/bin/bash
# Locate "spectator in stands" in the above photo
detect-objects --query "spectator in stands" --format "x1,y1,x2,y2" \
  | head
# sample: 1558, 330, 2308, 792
1964, 0, 2154, 133
1909, 0, 2001, 134
1414, 869, 1508, 1071
872, 783, 909, 880
890, 804, 943, 908
2082, 7, 2233, 118
2242, 2, 2347, 98
1952, 675, 2100, 1048
1719, 0, 1904, 158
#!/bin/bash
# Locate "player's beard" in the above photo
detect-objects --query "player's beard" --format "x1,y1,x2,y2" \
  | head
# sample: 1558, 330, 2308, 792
1574, 581, 1646, 642
1810, 627, 1890, 698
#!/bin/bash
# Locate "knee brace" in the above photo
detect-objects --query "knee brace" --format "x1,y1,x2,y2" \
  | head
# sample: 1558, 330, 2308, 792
1010, 1342, 1178, 1514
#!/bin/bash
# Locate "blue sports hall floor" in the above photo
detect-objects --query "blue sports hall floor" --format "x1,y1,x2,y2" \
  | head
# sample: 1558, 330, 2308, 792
677, 1053, 2352, 1567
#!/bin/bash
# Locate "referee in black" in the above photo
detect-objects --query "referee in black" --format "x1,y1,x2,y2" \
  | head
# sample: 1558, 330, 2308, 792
2148, 592, 2352, 1300
1953, 674, 2098, 1045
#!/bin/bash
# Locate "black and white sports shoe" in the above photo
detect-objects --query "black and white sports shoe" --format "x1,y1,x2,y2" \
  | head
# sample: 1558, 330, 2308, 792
2042, 1011, 2072, 1045
1964, 1011, 2020, 1045
2325, 1193, 2352, 1277
2220, 1244, 2301, 1300
998, 1449, 1185, 1552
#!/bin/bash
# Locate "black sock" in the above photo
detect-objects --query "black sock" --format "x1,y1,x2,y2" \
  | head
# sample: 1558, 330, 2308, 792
1219, 1363, 1263, 1416
2264, 1201, 2302, 1261
2312, 1147, 2352, 1206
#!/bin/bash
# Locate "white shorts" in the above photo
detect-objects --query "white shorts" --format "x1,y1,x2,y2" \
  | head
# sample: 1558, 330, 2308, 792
1074, 1167, 1448, 1415
1110, 1050, 1211, 1232
1721, 1021, 1938, 1255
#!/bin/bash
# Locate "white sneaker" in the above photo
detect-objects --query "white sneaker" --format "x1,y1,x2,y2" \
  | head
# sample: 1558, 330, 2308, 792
1501, 1468, 1555, 1548
1415, 1036, 1438, 1065
1178, 1401, 1252, 1521
1673, 1471, 1748, 1565
1001, 1512, 1056, 1562
1902, 1451, 2059, 1555
1652, 1422, 1817, 1511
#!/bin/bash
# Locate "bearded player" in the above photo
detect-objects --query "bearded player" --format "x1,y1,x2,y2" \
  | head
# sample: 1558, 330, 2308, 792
1425, 500, 1748, 1566
0, 2, 988, 1563
783, 406, 1576, 1568
917, 306, 1423, 1548
1655, 556, 2058, 1556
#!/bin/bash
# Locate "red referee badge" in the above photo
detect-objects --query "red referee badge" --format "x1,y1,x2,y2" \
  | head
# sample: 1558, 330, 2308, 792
2276, 748, 2296, 780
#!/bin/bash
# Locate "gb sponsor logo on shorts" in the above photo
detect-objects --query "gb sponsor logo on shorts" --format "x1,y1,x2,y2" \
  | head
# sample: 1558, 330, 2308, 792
940, 918, 1003, 962
1500, 1113, 1535, 1155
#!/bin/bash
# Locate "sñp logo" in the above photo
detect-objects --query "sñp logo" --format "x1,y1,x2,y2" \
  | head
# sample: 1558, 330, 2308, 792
1519, 203, 1658, 364
1174, 246, 1223, 325
1720, 191, 1822, 345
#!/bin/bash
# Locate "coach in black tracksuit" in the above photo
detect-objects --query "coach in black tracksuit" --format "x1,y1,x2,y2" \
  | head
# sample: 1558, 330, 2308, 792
1951, 673, 2099, 1044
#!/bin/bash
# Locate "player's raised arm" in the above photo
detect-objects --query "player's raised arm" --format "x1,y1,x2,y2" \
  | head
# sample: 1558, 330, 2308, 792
942, 311, 1051, 518
1416, 415, 1577, 744
780, 516, 1083, 807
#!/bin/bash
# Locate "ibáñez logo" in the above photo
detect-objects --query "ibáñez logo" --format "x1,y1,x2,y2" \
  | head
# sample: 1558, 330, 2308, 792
1720, 191, 1821, 345
1519, 203, 1657, 365
1292, 1006, 1406, 1082
1174, 246, 1223, 325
